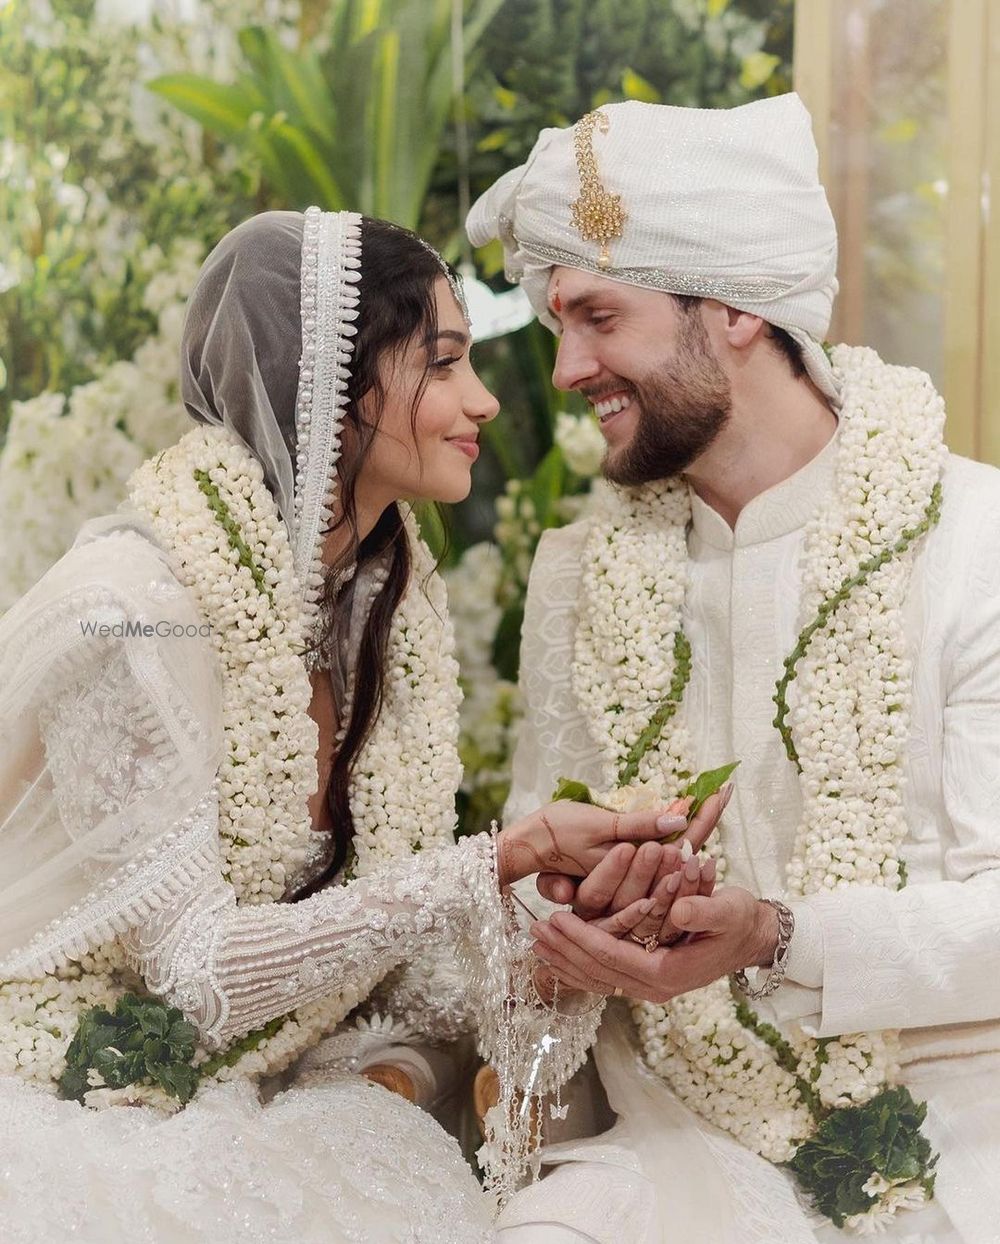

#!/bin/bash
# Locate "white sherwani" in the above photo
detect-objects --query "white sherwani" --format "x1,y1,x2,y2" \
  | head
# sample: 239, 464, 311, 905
501, 439, 1000, 1244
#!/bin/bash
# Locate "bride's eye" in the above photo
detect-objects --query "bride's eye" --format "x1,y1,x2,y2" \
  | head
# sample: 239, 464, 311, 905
432, 355, 460, 369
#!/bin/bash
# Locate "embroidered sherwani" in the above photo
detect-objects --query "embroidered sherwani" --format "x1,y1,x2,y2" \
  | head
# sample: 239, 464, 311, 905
502, 439, 1000, 1244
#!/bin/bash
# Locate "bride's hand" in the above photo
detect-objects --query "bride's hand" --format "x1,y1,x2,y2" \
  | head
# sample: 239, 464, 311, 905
496, 802, 688, 888
534, 783, 732, 907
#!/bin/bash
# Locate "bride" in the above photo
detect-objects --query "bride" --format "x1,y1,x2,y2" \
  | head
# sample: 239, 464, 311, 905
0, 208, 695, 1243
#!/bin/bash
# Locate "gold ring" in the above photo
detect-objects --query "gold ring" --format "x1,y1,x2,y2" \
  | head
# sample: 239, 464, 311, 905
613, 985, 624, 997
628, 932, 660, 954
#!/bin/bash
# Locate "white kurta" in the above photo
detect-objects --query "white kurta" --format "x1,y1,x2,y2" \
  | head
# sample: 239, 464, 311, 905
502, 441, 1000, 1244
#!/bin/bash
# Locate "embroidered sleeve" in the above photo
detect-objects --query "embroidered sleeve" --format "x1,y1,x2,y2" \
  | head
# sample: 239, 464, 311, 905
365, 945, 476, 1044
124, 834, 500, 1050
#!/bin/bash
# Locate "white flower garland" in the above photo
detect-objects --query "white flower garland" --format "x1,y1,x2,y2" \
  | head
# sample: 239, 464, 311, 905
572, 346, 947, 1229
2, 423, 462, 1098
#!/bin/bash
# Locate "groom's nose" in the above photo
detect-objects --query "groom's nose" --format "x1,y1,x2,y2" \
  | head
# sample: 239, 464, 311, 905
552, 329, 601, 392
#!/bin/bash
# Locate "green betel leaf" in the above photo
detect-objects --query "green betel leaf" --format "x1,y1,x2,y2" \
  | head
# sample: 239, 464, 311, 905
551, 778, 595, 804
683, 761, 740, 815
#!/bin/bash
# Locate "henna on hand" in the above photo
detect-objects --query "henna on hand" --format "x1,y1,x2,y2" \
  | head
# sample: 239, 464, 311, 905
497, 830, 549, 888
539, 813, 590, 876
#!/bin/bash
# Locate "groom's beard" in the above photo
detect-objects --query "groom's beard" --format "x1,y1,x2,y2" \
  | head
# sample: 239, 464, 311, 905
603, 314, 732, 486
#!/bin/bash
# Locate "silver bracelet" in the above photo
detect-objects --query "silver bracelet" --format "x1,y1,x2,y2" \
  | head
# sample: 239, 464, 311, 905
733, 899, 794, 1001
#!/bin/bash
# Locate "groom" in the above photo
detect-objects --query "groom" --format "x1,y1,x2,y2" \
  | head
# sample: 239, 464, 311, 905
469, 95, 1000, 1243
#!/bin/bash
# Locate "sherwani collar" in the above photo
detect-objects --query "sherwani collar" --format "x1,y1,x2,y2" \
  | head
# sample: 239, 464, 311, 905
686, 422, 840, 550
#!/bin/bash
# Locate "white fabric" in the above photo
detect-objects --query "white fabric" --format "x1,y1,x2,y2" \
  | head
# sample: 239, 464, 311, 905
0, 1074, 495, 1244
0, 523, 606, 1239
506, 447, 1000, 1243
467, 94, 840, 401
0, 519, 224, 974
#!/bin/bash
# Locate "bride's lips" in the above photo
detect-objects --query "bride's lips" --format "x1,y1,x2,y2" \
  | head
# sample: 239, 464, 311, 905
447, 437, 479, 461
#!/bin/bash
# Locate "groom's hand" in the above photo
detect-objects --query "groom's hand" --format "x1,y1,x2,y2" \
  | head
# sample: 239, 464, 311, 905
530, 887, 779, 1003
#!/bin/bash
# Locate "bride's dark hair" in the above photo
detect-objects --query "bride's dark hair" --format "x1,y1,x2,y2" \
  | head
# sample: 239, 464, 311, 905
302, 217, 455, 891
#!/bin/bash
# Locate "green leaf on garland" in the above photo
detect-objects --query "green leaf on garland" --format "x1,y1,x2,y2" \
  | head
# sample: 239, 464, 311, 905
787, 1085, 938, 1227
57, 992, 200, 1105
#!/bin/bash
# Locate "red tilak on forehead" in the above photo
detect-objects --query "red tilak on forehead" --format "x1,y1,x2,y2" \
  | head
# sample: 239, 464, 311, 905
552, 289, 562, 313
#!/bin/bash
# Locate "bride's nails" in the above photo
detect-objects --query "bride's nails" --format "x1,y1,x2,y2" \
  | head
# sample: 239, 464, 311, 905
656, 814, 687, 832
719, 782, 734, 813
684, 855, 700, 882
666, 872, 682, 894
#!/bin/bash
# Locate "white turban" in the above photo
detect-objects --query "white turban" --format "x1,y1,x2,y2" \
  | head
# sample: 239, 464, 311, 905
467, 93, 840, 402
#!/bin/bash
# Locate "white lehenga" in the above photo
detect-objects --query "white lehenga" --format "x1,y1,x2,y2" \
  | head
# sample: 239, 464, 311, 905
0, 1074, 493, 1243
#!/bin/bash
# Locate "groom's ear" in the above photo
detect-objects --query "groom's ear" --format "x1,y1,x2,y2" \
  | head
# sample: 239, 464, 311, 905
701, 300, 766, 353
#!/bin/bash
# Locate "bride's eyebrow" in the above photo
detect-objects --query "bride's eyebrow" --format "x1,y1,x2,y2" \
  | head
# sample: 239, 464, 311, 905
423, 328, 470, 351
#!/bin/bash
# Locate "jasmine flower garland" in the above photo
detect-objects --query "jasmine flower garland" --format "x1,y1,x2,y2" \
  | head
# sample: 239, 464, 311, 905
0, 423, 462, 1102
571, 346, 947, 1232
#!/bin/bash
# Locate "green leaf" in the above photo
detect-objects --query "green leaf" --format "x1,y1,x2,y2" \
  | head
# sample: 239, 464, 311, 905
551, 778, 594, 804
146, 74, 262, 137
739, 51, 780, 91
491, 601, 525, 683
414, 501, 448, 561
683, 761, 739, 815
621, 67, 661, 103
238, 26, 337, 145
526, 446, 566, 525
788, 1085, 938, 1227
477, 125, 513, 152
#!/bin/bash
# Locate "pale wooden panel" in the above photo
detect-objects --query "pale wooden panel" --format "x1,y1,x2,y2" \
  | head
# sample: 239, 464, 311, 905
980, 0, 1000, 465
943, 0, 987, 459
793, 0, 834, 183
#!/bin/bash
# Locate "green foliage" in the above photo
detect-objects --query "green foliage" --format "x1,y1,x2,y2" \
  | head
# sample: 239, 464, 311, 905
58, 991, 294, 1104
58, 992, 200, 1105
550, 763, 736, 811
457, 0, 793, 189
150, 0, 506, 230
198, 1015, 286, 1078
551, 778, 595, 804
772, 482, 943, 769
195, 468, 275, 605
0, 0, 258, 432
683, 759, 739, 815
788, 1086, 938, 1227
618, 630, 692, 786
733, 994, 823, 1117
